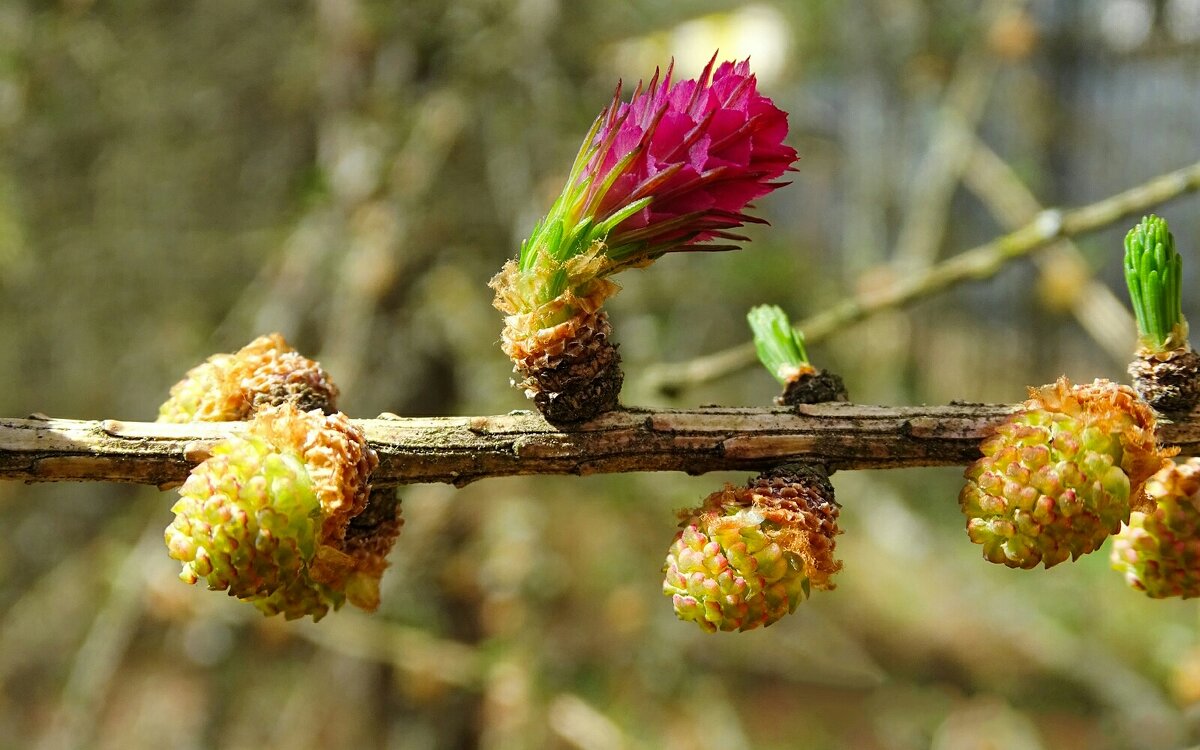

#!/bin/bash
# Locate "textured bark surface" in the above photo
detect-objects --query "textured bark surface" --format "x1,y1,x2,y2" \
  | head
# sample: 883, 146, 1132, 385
4, 404, 1200, 488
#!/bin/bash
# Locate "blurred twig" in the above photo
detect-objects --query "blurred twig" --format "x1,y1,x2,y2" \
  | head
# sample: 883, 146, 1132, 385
845, 491, 1182, 748
962, 136, 1136, 362
4, 403, 1200, 486
316, 88, 467, 395
857, 0, 1010, 402
891, 0, 1022, 271
290, 611, 483, 689
547, 693, 627, 750
34, 514, 162, 750
642, 159, 1200, 396
0, 506, 148, 684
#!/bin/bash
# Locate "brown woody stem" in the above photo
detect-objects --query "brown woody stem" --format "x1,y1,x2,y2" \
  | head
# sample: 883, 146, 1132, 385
4, 405, 1200, 488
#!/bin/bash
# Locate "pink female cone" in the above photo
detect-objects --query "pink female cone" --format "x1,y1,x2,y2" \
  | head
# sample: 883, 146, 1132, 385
492, 56, 797, 423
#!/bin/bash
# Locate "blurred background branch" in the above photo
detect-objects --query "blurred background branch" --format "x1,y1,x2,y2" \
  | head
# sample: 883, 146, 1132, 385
962, 135, 1137, 362
643, 158, 1200, 397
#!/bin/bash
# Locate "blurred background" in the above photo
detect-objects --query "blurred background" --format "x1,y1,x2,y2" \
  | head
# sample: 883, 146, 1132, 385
1, 0, 1199, 748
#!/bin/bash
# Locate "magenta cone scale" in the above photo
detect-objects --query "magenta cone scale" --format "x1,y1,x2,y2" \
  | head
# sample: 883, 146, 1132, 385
579, 57, 798, 268
515, 56, 799, 283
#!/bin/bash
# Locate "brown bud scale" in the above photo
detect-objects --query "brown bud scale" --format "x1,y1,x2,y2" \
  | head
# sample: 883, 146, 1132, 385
777, 369, 849, 406
1129, 347, 1200, 417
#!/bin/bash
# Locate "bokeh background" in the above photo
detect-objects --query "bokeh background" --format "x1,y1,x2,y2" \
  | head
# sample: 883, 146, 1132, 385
2, 0, 1200, 748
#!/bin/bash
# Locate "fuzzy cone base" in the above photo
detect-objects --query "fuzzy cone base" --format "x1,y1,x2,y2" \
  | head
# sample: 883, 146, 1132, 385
492, 258, 623, 424
960, 377, 1169, 569
512, 307, 623, 425
663, 465, 842, 633
777, 369, 849, 406
1128, 347, 1200, 416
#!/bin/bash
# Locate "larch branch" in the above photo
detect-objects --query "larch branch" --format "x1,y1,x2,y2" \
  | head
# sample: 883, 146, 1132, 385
3, 405, 1200, 488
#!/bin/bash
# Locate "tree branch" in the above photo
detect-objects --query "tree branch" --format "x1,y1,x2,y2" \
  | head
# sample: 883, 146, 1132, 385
642, 158, 1200, 396
962, 133, 1136, 362
4, 405, 1200, 488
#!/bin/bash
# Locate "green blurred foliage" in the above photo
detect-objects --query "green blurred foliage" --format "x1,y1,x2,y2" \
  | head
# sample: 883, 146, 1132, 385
1, 0, 1200, 748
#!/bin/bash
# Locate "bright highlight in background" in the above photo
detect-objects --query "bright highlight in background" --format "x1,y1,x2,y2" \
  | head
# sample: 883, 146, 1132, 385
606, 5, 791, 87
1099, 0, 1154, 50
1167, 0, 1200, 41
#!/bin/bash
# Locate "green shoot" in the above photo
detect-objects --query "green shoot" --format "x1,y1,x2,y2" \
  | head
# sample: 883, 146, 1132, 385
1124, 215, 1187, 352
748, 305, 811, 385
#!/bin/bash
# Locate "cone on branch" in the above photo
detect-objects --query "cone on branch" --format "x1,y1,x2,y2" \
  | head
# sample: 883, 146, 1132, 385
491, 55, 798, 424
1112, 458, 1200, 599
1124, 215, 1200, 416
158, 333, 339, 423
663, 464, 842, 633
959, 377, 1171, 569
747, 304, 848, 405
164, 404, 400, 621
164, 430, 320, 601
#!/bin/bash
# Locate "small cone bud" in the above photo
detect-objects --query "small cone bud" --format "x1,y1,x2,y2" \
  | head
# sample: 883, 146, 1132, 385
1112, 459, 1200, 598
165, 435, 320, 599
777, 369, 849, 406
960, 377, 1171, 569
158, 333, 338, 423
747, 305, 848, 406
663, 465, 842, 633
165, 404, 389, 620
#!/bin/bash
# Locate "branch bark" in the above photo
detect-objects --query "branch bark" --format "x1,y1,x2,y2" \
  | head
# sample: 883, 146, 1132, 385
4, 405, 1200, 488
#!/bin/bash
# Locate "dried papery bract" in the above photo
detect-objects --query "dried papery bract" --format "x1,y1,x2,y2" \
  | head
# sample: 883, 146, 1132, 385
747, 304, 848, 405
158, 333, 339, 423
1112, 458, 1200, 598
1124, 215, 1200, 416
959, 377, 1171, 569
663, 464, 842, 633
492, 56, 798, 424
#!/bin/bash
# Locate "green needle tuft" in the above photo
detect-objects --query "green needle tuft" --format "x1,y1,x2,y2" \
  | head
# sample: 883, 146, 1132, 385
748, 305, 811, 385
1125, 215, 1187, 352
